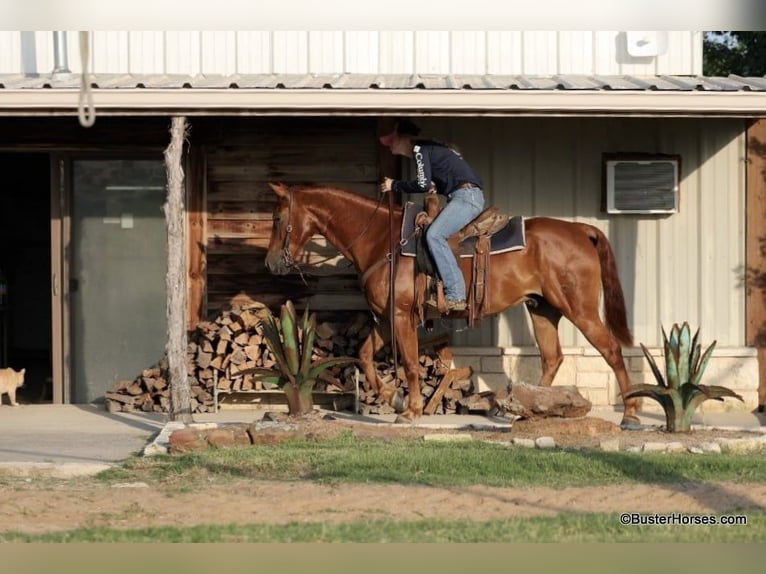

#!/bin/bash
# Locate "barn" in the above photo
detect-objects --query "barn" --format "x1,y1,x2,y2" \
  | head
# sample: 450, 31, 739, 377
0, 31, 764, 413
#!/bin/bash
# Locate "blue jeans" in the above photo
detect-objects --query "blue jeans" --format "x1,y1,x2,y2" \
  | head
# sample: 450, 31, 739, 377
425, 186, 485, 301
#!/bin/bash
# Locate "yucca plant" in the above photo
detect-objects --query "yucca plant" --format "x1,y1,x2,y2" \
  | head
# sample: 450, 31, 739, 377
625, 322, 743, 432
249, 301, 356, 416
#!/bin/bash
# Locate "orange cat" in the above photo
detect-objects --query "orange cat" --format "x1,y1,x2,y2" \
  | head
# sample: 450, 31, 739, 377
0, 368, 25, 406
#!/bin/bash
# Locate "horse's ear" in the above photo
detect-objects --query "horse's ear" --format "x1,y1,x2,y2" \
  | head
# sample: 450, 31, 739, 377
268, 182, 289, 197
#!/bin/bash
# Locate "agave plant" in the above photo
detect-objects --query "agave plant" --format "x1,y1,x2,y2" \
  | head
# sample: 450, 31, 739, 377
249, 301, 356, 416
625, 322, 743, 432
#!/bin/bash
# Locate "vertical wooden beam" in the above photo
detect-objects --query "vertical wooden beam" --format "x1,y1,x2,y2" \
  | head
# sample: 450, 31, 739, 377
165, 116, 192, 422
745, 118, 766, 412
50, 155, 66, 404
187, 143, 206, 327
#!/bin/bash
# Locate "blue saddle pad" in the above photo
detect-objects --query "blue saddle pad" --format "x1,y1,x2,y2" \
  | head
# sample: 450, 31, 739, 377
400, 201, 526, 258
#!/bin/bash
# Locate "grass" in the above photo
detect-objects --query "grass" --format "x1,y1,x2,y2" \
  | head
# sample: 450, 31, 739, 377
100, 431, 766, 489
2, 513, 765, 543
4, 431, 765, 542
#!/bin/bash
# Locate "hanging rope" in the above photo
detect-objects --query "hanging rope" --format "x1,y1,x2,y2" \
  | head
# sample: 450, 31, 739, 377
77, 31, 96, 128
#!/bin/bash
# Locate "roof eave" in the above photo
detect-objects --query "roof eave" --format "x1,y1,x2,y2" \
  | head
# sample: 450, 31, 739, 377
1, 88, 765, 118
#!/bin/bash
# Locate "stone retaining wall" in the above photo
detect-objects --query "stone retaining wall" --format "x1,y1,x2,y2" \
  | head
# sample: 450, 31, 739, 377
451, 346, 760, 413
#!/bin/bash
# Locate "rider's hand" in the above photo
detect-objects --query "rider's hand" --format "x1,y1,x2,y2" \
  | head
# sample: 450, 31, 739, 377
380, 177, 394, 194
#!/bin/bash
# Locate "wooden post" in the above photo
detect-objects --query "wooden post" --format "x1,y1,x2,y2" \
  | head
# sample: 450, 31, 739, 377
165, 116, 193, 422
745, 118, 766, 412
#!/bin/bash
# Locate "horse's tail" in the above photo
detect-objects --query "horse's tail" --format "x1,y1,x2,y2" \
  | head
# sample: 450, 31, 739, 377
582, 224, 633, 346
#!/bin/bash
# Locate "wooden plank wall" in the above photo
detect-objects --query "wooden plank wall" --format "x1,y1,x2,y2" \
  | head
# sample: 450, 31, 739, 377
746, 118, 766, 411
194, 117, 379, 317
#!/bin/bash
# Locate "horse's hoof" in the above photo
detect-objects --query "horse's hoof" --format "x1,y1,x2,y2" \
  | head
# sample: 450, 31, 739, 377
391, 392, 405, 413
620, 414, 643, 431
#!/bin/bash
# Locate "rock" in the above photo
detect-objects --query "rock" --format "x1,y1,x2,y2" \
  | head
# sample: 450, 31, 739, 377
700, 441, 722, 454
206, 426, 252, 448
512, 437, 536, 448
168, 427, 209, 453
535, 436, 556, 449
599, 438, 621, 452
666, 442, 686, 453
641, 442, 668, 453
716, 437, 765, 454
494, 382, 591, 419
457, 394, 494, 412
688, 446, 704, 454
423, 433, 473, 442
247, 423, 304, 445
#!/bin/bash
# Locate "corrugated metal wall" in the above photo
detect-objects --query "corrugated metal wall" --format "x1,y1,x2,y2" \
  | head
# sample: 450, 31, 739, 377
0, 31, 703, 76
409, 117, 746, 349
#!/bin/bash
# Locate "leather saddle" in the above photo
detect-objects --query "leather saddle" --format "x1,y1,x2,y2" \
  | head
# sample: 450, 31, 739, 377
407, 195, 522, 326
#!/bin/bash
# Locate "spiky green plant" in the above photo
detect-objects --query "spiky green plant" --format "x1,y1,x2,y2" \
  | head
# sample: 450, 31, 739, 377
625, 322, 743, 432
249, 301, 356, 416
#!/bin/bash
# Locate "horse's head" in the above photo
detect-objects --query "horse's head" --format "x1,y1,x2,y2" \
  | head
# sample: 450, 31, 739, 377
265, 182, 316, 275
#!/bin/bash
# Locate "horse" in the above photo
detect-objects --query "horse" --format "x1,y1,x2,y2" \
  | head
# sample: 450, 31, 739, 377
264, 182, 641, 428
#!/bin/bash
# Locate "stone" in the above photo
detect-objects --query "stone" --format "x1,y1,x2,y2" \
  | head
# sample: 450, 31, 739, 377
423, 433, 474, 442
168, 427, 208, 453
716, 437, 765, 454
700, 441, 722, 454
641, 442, 668, 453
206, 426, 252, 448
247, 423, 304, 445
512, 437, 536, 448
599, 438, 621, 452
535, 436, 556, 449
494, 382, 592, 419
457, 394, 494, 412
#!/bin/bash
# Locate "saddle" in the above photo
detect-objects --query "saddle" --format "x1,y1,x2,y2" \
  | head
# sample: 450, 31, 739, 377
404, 195, 525, 327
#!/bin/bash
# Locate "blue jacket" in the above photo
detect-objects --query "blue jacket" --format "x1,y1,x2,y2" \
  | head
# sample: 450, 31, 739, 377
392, 141, 483, 196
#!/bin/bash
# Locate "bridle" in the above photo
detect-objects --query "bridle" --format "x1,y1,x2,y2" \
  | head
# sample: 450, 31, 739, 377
274, 189, 297, 270
273, 187, 389, 282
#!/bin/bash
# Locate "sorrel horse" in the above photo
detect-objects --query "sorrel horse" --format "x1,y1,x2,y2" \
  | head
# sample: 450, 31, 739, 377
265, 182, 640, 427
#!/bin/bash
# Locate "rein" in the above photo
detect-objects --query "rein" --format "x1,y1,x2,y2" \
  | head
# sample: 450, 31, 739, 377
278, 189, 387, 281
387, 190, 399, 385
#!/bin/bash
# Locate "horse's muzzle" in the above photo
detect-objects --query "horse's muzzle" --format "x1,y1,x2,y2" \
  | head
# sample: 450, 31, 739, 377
265, 252, 290, 275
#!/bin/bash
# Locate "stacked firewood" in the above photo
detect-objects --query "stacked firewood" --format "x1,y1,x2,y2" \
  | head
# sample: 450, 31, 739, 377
105, 302, 480, 415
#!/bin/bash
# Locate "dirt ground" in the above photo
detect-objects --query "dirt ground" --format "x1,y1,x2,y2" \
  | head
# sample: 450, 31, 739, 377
1, 414, 765, 535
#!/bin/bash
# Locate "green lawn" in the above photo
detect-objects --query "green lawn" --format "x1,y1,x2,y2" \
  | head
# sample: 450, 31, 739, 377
3, 432, 765, 543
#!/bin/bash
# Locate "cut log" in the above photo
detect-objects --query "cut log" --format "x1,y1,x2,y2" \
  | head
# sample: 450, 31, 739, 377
424, 366, 473, 415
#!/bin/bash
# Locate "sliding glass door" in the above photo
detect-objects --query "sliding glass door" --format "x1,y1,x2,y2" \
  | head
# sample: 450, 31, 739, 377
69, 159, 167, 403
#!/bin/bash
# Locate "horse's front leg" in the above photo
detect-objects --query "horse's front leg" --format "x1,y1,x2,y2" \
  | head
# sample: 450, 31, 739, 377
392, 313, 424, 423
358, 324, 404, 411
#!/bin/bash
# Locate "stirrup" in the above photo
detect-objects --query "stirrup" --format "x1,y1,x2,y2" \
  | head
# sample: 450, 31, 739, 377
445, 299, 467, 312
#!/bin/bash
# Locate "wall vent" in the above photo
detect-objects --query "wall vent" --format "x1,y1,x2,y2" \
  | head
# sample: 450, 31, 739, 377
604, 155, 680, 214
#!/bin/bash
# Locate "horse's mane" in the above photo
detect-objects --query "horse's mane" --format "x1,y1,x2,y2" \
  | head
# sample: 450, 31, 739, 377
292, 184, 403, 216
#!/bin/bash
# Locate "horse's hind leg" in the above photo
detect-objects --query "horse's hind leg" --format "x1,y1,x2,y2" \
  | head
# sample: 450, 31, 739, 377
567, 312, 641, 428
358, 324, 403, 411
527, 299, 564, 386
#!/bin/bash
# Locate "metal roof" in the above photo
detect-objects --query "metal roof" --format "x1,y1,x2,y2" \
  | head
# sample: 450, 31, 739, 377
1, 73, 765, 117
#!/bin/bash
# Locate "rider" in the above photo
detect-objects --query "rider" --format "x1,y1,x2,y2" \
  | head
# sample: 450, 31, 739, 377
379, 119, 485, 312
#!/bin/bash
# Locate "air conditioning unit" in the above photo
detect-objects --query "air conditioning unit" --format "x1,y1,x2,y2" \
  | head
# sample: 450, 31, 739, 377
604, 157, 680, 214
